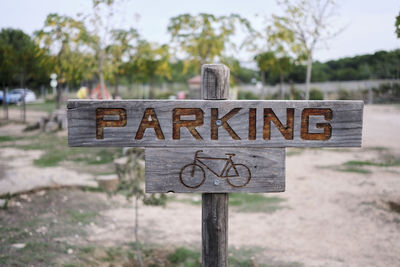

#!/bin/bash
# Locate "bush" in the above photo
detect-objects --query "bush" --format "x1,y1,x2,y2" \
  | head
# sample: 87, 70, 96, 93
238, 91, 259, 100
309, 88, 324, 100
337, 88, 352, 100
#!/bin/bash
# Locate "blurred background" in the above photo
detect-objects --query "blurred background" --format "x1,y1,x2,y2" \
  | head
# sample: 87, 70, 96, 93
0, 0, 399, 266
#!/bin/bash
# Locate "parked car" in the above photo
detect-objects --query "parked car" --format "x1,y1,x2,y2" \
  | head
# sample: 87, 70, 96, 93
8, 89, 36, 104
0, 90, 11, 104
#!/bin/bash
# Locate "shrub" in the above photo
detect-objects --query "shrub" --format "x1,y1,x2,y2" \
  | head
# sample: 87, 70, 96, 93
238, 91, 259, 100
337, 88, 352, 100
309, 88, 324, 100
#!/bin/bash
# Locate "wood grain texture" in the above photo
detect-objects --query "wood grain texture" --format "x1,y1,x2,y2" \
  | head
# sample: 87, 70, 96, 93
68, 100, 363, 147
201, 64, 230, 100
145, 147, 285, 193
202, 193, 228, 267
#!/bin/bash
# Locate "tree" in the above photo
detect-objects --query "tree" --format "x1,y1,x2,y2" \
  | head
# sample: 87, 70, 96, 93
130, 41, 171, 98
107, 28, 139, 98
269, 0, 342, 99
36, 13, 87, 109
396, 11, 400, 38
255, 51, 292, 99
0, 28, 44, 121
167, 13, 253, 73
80, 0, 127, 99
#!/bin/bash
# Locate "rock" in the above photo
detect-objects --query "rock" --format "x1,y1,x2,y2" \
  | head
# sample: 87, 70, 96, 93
114, 157, 129, 179
12, 243, 26, 249
44, 121, 59, 133
97, 175, 119, 192
67, 249, 73, 255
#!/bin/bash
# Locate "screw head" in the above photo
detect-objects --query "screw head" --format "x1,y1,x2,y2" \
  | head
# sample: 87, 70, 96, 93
213, 179, 220, 186
215, 120, 222, 126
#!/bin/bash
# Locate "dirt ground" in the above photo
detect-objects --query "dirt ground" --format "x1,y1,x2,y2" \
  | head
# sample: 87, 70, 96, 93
0, 104, 400, 266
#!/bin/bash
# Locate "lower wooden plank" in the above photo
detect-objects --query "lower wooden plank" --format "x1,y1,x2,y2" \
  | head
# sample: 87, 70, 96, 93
145, 147, 285, 193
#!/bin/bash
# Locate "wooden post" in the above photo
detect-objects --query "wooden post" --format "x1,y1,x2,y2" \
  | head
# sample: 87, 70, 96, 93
201, 64, 229, 267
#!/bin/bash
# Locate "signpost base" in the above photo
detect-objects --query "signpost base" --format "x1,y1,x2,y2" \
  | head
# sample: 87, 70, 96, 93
202, 193, 228, 267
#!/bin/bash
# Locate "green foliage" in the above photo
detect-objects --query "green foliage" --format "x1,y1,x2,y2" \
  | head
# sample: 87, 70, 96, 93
229, 193, 286, 213
309, 88, 323, 100
395, 12, 400, 38
238, 91, 259, 100
167, 247, 201, 266
167, 13, 254, 72
337, 88, 352, 100
0, 28, 47, 89
66, 209, 98, 224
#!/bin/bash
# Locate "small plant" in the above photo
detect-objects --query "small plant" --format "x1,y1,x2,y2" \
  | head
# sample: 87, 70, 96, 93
167, 247, 201, 266
114, 149, 166, 266
309, 88, 323, 100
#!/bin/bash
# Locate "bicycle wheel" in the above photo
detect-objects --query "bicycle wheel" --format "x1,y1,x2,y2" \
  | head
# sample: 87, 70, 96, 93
179, 164, 206, 189
226, 164, 251, 187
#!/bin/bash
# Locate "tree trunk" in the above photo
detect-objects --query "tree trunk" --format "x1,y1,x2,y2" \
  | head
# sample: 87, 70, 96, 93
279, 72, 285, 99
261, 71, 266, 99
56, 73, 63, 110
2, 88, 8, 121
305, 53, 312, 100
22, 88, 26, 123
114, 74, 119, 99
149, 79, 155, 99
99, 50, 106, 99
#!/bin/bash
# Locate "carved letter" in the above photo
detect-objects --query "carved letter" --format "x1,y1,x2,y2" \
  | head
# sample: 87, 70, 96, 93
263, 108, 294, 140
249, 108, 256, 140
135, 108, 165, 140
301, 108, 332, 140
96, 108, 127, 139
211, 108, 241, 140
173, 108, 203, 140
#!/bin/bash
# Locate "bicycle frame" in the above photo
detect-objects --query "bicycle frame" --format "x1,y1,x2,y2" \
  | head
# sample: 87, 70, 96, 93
192, 150, 239, 178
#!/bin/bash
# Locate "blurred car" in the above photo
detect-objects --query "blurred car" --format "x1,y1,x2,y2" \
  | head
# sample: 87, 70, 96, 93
0, 90, 11, 104
8, 89, 36, 104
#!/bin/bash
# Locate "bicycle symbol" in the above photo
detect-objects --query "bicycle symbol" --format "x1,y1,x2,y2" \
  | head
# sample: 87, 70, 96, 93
179, 150, 251, 189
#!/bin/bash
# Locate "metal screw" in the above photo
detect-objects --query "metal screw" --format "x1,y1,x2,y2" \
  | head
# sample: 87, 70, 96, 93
213, 179, 220, 186
215, 120, 222, 126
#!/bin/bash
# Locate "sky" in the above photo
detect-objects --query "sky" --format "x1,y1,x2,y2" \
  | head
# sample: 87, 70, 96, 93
1, 0, 399, 63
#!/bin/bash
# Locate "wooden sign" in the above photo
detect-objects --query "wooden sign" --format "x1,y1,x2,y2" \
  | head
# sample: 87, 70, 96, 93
67, 100, 363, 147
146, 147, 285, 193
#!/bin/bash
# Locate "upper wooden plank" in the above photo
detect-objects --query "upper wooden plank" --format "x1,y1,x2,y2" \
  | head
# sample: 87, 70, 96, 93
67, 99, 363, 147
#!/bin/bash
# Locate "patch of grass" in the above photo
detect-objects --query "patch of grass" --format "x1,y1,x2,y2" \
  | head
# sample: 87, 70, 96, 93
66, 209, 98, 225
344, 159, 400, 167
15, 133, 121, 168
337, 167, 372, 174
102, 247, 124, 262
167, 247, 201, 266
229, 193, 286, 213
24, 100, 57, 113
0, 135, 22, 142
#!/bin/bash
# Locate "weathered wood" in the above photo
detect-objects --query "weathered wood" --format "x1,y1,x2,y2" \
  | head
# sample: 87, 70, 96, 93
201, 64, 230, 100
202, 193, 228, 267
201, 63, 228, 267
146, 147, 285, 193
68, 100, 363, 147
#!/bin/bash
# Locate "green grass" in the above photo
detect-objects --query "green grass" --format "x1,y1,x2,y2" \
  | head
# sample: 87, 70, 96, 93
11, 133, 122, 168
344, 159, 400, 167
168, 247, 201, 266
8, 100, 57, 113
229, 193, 286, 213
337, 167, 372, 174
0, 135, 22, 142
66, 209, 98, 225
174, 193, 286, 213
